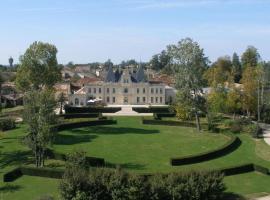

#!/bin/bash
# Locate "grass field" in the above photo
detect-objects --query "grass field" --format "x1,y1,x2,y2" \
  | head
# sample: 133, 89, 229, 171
1, 117, 270, 199
54, 117, 229, 173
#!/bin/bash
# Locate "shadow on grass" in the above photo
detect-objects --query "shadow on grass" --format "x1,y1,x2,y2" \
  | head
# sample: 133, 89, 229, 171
221, 192, 246, 200
54, 134, 98, 145
0, 150, 33, 168
105, 162, 146, 171
0, 184, 22, 193
71, 126, 160, 135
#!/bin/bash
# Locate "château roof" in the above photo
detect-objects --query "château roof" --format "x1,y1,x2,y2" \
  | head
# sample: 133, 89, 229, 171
105, 65, 116, 82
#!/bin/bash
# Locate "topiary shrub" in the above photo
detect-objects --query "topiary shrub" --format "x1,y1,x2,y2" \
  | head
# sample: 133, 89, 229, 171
0, 118, 16, 131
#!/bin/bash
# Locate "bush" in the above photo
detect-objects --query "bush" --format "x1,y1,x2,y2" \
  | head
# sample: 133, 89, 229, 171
20, 166, 64, 179
0, 118, 16, 131
3, 168, 23, 182
171, 135, 240, 166
132, 106, 172, 113
60, 168, 225, 200
143, 119, 197, 128
64, 105, 121, 113
60, 113, 99, 119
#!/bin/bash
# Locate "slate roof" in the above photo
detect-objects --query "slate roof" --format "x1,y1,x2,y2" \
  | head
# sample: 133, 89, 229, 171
105, 65, 146, 83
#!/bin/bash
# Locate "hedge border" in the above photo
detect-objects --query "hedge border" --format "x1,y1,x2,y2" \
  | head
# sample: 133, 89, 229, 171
142, 119, 198, 128
4, 163, 269, 182
170, 134, 241, 166
64, 105, 121, 114
60, 113, 99, 119
132, 106, 171, 113
45, 149, 105, 167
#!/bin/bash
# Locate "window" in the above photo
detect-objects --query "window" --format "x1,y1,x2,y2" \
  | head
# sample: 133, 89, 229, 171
107, 97, 110, 103
88, 88, 91, 93
99, 88, 102, 93
137, 97, 140, 103
137, 88, 140, 94
151, 97, 154, 103
80, 101, 84, 106
94, 88, 96, 93
124, 88, 128, 93
160, 88, 163, 94
143, 97, 146, 103
160, 97, 162, 103
113, 88, 116, 93
113, 97, 116, 103
75, 98, 79, 105
156, 97, 158, 103
143, 88, 146, 94
151, 88, 154, 94
124, 97, 128, 103
156, 88, 158, 94
107, 88, 110, 93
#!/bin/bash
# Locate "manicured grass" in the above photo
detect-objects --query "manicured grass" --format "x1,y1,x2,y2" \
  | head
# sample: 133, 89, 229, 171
54, 117, 230, 173
1, 117, 270, 199
1, 106, 24, 114
224, 172, 270, 197
0, 176, 59, 200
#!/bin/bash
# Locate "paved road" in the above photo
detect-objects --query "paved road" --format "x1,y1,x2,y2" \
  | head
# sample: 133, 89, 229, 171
259, 123, 270, 145
255, 196, 270, 200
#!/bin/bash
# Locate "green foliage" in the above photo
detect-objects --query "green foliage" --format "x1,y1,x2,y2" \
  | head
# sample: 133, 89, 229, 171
241, 46, 260, 69
232, 52, 242, 83
15, 41, 61, 91
60, 167, 225, 200
23, 89, 57, 167
0, 117, 16, 131
150, 50, 170, 71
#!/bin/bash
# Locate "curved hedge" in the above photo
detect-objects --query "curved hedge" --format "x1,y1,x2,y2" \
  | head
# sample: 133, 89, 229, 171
54, 119, 117, 131
143, 119, 197, 128
132, 106, 171, 113
45, 149, 105, 167
60, 113, 99, 119
64, 105, 121, 113
171, 134, 241, 166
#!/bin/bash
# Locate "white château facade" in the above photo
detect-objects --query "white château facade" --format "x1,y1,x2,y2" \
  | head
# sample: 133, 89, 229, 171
68, 66, 175, 106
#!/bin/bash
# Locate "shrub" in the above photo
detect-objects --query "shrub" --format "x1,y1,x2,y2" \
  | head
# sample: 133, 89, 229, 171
132, 106, 172, 113
3, 168, 23, 182
64, 105, 121, 114
0, 118, 16, 131
60, 168, 225, 200
60, 113, 99, 119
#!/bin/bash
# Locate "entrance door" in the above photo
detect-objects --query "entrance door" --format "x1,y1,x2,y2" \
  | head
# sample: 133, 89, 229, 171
124, 97, 128, 104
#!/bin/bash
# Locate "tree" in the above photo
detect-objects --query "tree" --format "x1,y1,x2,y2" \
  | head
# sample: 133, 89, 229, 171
104, 59, 113, 70
0, 72, 4, 113
15, 41, 61, 91
23, 89, 57, 167
241, 67, 258, 116
226, 86, 242, 119
232, 53, 242, 83
57, 92, 67, 115
241, 46, 260, 69
167, 38, 208, 131
149, 50, 170, 71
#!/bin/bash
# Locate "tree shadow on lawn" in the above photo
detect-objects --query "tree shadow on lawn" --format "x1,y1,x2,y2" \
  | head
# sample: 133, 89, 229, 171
54, 134, 98, 145
71, 126, 160, 135
0, 150, 33, 168
0, 184, 22, 194
105, 162, 146, 171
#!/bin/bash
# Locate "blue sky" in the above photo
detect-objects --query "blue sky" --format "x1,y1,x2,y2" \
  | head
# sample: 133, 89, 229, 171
0, 0, 270, 65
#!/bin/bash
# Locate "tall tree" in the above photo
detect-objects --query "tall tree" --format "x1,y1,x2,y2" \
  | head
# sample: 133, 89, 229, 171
168, 38, 208, 131
15, 41, 61, 91
232, 53, 242, 83
23, 89, 57, 167
149, 50, 170, 71
57, 92, 67, 115
0, 72, 3, 112
241, 46, 260, 69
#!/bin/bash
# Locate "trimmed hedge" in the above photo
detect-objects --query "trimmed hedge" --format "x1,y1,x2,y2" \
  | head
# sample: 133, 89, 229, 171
155, 113, 176, 118
0, 118, 16, 131
133, 106, 171, 113
3, 168, 23, 182
60, 113, 99, 119
3, 167, 64, 182
54, 119, 117, 131
143, 119, 197, 128
218, 163, 255, 176
64, 105, 121, 113
171, 135, 241, 166
45, 149, 105, 167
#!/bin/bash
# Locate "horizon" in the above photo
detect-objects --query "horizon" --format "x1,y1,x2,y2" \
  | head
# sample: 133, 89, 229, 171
0, 0, 270, 65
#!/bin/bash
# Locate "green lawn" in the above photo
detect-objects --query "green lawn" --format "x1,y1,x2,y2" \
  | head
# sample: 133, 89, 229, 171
1, 117, 270, 199
54, 117, 229, 173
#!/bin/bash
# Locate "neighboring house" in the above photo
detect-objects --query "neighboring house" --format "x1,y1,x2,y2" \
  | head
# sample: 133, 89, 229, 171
0, 82, 23, 107
68, 65, 176, 106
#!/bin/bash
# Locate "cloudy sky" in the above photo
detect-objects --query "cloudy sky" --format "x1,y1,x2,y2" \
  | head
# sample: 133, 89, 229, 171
0, 0, 270, 65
